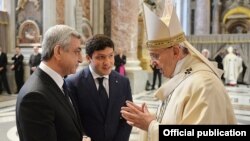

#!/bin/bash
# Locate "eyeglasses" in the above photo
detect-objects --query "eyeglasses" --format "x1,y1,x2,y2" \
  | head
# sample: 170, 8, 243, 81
149, 48, 170, 61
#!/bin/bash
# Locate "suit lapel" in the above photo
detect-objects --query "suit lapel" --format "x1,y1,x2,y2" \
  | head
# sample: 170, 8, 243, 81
107, 72, 116, 111
106, 71, 120, 120
36, 69, 82, 133
68, 92, 83, 130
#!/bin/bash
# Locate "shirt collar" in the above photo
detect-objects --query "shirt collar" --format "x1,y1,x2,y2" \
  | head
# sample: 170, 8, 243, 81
39, 62, 64, 90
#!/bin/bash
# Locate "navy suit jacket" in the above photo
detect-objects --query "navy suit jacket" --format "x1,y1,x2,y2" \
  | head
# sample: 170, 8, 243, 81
66, 67, 132, 141
16, 68, 83, 141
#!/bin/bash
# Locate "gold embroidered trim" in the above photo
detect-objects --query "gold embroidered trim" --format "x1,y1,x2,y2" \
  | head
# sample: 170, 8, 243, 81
156, 92, 173, 123
146, 32, 186, 49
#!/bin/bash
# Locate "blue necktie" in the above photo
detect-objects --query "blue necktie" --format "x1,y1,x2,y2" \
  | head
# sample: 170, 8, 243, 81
97, 77, 109, 113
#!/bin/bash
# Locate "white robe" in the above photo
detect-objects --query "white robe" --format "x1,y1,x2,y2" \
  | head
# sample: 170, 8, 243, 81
140, 55, 236, 141
223, 53, 243, 85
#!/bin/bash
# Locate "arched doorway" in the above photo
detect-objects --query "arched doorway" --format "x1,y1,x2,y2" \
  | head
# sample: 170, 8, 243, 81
222, 6, 250, 34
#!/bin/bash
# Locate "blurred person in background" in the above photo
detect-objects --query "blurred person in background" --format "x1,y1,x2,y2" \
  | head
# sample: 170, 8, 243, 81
29, 46, 41, 74
11, 47, 24, 93
0, 46, 11, 94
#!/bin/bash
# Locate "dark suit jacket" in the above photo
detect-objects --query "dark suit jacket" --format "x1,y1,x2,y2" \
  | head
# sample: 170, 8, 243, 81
29, 53, 41, 67
0, 52, 8, 73
29, 53, 42, 73
16, 68, 83, 141
11, 54, 24, 72
66, 67, 132, 141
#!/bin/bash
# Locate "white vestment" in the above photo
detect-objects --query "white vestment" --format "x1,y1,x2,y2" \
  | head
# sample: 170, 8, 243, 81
223, 53, 243, 85
140, 55, 236, 141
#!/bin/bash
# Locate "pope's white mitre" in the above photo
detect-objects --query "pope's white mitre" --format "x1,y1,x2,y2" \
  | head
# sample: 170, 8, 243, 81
142, 1, 222, 77
143, 2, 185, 49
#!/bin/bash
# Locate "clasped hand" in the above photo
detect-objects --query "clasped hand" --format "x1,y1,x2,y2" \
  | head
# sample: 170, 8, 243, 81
120, 101, 156, 131
82, 136, 91, 141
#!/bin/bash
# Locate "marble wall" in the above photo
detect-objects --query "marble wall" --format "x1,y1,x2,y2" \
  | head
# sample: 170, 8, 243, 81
104, 0, 111, 36
56, 0, 65, 24
81, 0, 90, 20
195, 0, 211, 35
111, 0, 139, 57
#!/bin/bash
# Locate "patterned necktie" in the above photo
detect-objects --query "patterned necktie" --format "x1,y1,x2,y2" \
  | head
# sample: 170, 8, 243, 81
97, 77, 109, 113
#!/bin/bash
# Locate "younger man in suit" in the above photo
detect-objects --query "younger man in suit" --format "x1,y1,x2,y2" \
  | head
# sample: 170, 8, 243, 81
16, 25, 90, 141
66, 34, 133, 141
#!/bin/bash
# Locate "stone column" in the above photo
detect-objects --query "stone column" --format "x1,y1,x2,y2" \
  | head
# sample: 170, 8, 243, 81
65, 0, 76, 28
195, 0, 210, 35
81, 0, 90, 19
212, 0, 221, 34
74, 0, 82, 32
111, 0, 147, 94
6, 0, 16, 93
104, 0, 111, 36
56, 0, 65, 24
7, 0, 15, 52
137, 13, 151, 71
43, 0, 56, 34
111, 0, 141, 70
91, 0, 104, 34
182, 0, 191, 35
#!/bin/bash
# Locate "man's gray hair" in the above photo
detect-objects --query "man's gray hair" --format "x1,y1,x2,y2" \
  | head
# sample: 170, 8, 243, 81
41, 25, 82, 61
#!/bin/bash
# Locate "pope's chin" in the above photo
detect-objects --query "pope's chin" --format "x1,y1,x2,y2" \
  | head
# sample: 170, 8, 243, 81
162, 71, 171, 78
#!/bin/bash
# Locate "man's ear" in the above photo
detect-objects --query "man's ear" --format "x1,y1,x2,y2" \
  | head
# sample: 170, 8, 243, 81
53, 45, 62, 60
86, 55, 91, 63
173, 45, 180, 58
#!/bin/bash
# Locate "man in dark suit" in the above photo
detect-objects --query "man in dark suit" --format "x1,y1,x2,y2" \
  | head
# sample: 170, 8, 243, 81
0, 47, 11, 94
11, 47, 24, 93
66, 34, 133, 141
150, 61, 161, 90
29, 46, 41, 74
114, 47, 126, 76
16, 25, 90, 141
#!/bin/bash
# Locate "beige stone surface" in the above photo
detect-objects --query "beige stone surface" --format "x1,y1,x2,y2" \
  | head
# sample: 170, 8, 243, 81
111, 0, 139, 58
195, 0, 210, 35
56, 0, 65, 24
81, 0, 90, 20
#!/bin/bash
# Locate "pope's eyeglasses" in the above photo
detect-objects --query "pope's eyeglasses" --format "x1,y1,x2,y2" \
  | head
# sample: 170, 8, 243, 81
149, 48, 170, 61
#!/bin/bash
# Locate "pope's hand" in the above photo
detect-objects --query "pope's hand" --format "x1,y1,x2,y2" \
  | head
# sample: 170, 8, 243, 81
121, 101, 156, 131
82, 136, 91, 141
